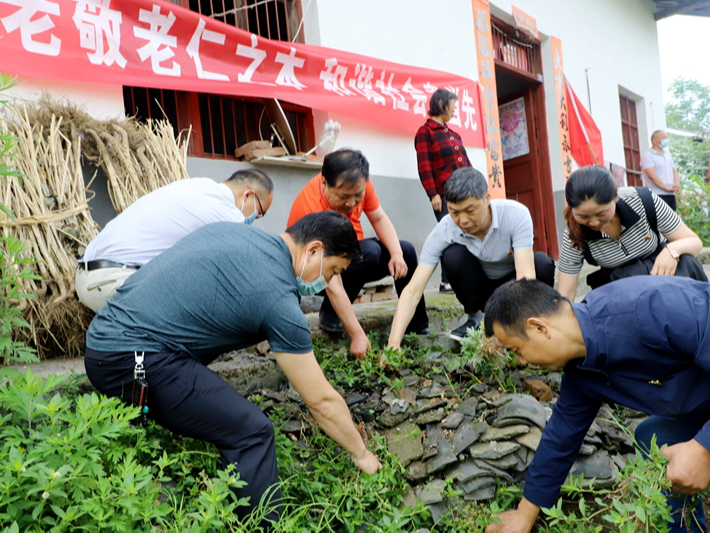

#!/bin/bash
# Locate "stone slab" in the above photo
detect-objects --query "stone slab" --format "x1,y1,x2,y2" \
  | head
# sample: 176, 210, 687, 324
385, 421, 423, 467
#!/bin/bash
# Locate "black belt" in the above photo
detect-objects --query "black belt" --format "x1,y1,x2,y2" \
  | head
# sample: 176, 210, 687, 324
78, 260, 141, 271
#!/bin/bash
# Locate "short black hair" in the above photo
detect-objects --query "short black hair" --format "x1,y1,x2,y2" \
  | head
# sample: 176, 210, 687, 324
484, 279, 568, 339
444, 167, 488, 203
322, 148, 369, 187
225, 168, 274, 193
428, 88, 457, 117
285, 210, 362, 261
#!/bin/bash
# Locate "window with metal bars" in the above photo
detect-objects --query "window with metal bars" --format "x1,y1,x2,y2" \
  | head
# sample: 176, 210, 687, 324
123, 0, 313, 159
491, 19, 541, 77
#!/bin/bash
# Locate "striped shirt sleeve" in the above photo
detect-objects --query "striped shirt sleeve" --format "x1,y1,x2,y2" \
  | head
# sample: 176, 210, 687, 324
557, 229, 585, 275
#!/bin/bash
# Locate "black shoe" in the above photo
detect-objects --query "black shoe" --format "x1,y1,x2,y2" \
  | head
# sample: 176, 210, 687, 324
449, 312, 484, 341
319, 309, 344, 334
406, 325, 431, 336
439, 283, 454, 293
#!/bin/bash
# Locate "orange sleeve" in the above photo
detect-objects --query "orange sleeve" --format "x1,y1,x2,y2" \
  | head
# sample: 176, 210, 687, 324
362, 180, 380, 213
287, 175, 323, 228
287, 189, 308, 228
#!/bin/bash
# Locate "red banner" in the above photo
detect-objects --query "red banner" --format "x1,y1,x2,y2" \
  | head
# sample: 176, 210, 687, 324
0, 0, 485, 147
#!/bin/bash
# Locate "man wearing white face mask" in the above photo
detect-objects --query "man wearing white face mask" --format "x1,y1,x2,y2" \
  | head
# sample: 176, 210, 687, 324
76, 169, 273, 312
640, 130, 680, 211
84, 211, 382, 525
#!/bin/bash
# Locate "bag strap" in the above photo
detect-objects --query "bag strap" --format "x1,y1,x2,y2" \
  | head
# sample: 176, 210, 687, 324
634, 186, 658, 236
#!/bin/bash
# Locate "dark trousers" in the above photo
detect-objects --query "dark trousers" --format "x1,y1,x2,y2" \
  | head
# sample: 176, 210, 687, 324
84, 348, 281, 523
658, 194, 677, 212
432, 198, 450, 285
321, 238, 429, 333
636, 416, 707, 532
441, 245, 555, 315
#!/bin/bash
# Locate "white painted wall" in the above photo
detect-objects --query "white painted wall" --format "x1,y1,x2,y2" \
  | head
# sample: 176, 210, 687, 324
490, 0, 665, 192
306, 0, 484, 181
7, 75, 125, 120
309, 0, 665, 194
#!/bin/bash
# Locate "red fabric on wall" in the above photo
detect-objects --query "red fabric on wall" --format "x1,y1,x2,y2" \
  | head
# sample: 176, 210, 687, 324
0, 0, 485, 147
565, 78, 604, 167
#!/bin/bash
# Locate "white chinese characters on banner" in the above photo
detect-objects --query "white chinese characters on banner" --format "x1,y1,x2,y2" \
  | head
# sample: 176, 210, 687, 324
0, 0, 481, 139
317, 60, 479, 131
348, 64, 384, 104
236, 34, 273, 85
72, 0, 126, 68
187, 18, 228, 81
274, 47, 306, 90
134, 4, 180, 76
0, 0, 61, 56
402, 77, 427, 117
320, 58, 353, 96
461, 89, 478, 131
376, 72, 408, 111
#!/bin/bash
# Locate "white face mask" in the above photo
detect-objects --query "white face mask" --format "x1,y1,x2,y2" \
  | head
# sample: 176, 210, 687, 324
241, 195, 258, 225
296, 248, 328, 296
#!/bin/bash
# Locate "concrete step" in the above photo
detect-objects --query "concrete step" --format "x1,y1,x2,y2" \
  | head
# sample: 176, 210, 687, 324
14, 288, 465, 380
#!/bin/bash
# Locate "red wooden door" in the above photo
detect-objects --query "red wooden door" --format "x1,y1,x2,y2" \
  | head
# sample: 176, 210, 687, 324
500, 88, 548, 253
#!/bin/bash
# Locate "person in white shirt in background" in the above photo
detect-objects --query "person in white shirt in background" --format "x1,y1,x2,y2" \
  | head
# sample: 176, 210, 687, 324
76, 168, 274, 312
640, 130, 680, 211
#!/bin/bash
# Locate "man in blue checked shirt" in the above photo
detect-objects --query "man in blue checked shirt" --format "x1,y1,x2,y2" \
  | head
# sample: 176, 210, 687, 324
483, 276, 710, 533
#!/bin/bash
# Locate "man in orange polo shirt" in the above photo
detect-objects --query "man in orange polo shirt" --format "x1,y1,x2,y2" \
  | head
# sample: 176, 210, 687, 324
288, 148, 429, 359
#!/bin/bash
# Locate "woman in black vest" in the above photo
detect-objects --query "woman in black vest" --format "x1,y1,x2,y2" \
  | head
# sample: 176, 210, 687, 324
556, 165, 706, 300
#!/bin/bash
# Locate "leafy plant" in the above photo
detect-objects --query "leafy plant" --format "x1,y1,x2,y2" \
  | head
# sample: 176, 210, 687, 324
274, 427, 430, 532
0, 369, 259, 532
0, 73, 40, 365
435, 484, 521, 531
677, 174, 710, 245
0, 236, 41, 364
539, 438, 674, 533
459, 324, 514, 377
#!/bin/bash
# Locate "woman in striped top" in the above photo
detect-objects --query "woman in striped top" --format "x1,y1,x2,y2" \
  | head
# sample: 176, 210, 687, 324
557, 165, 704, 301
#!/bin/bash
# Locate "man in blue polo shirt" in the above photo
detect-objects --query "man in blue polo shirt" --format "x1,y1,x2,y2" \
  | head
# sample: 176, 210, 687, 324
85, 211, 382, 523
387, 166, 555, 347
483, 276, 710, 533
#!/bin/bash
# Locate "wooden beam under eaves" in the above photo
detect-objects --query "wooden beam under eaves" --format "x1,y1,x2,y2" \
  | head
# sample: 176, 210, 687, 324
655, 0, 710, 20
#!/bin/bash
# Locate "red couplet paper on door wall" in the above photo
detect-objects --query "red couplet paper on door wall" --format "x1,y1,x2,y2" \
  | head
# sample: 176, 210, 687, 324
0, 0, 485, 148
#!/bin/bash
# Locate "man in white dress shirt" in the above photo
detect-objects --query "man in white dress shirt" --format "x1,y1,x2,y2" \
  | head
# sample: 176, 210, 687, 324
76, 168, 273, 312
640, 130, 680, 211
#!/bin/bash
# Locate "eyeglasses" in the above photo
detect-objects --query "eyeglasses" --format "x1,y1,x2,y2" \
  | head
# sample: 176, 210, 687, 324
246, 185, 265, 219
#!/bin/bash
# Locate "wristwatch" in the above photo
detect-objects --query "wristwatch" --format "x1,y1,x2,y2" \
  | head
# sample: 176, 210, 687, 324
667, 247, 680, 262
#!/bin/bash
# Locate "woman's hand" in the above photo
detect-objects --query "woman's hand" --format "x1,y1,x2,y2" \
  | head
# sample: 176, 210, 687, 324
650, 246, 679, 276
431, 194, 442, 212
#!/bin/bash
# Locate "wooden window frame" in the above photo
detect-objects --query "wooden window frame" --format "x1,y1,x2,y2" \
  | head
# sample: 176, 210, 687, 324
619, 94, 642, 186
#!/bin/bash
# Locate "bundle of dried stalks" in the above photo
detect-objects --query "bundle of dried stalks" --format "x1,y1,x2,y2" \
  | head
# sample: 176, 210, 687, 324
0, 97, 189, 359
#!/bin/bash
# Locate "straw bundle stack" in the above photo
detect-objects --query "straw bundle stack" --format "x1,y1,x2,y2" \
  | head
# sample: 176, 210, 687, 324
0, 98, 189, 359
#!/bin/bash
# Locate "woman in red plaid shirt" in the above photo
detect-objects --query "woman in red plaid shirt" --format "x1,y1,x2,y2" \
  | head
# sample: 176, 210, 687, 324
415, 88, 472, 292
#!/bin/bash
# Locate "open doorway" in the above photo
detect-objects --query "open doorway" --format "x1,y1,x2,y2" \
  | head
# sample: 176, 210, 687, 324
492, 17, 559, 258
